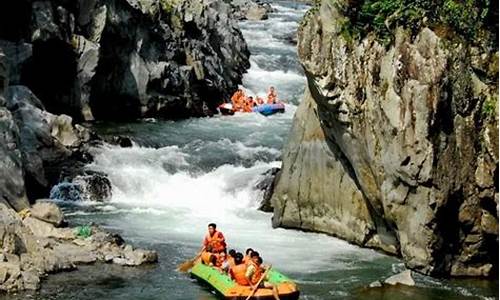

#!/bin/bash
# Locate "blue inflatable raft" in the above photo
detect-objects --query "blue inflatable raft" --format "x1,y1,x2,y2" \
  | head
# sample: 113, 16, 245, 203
252, 103, 285, 116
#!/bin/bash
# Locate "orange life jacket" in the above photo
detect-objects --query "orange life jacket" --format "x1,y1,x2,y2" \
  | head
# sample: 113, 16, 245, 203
244, 98, 255, 112
201, 251, 213, 265
204, 231, 226, 253
249, 261, 263, 285
242, 255, 250, 264
231, 91, 246, 111
230, 264, 249, 286
227, 257, 236, 268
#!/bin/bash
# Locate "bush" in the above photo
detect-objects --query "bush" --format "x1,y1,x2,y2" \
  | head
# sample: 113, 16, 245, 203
334, 0, 494, 44
482, 95, 497, 118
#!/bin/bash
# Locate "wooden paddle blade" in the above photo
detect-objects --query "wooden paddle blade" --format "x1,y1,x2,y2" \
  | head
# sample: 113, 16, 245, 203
177, 259, 195, 272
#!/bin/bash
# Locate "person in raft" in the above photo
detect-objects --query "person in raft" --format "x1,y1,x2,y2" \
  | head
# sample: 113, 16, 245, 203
229, 251, 280, 300
203, 223, 226, 253
243, 96, 256, 112
267, 86, 277, 104
231, 89, 245, 112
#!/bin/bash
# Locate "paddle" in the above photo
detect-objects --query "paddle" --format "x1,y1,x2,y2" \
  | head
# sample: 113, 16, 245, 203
177, 247, 205, 273
245, 265, 272, 300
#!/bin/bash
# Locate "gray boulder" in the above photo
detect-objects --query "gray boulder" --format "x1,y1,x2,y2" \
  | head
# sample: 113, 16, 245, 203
384, 270, 415, 286
230, 0, 273, 20
30, 200, 64, 227
0, 51, 29, 212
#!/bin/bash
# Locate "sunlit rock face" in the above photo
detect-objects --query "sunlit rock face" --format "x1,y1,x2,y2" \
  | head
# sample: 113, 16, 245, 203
272, 0, 498, 277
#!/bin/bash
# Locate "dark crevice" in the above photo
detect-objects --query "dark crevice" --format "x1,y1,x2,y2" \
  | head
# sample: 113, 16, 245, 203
0, 0, 32, 42
432, 188, 463, 275
20, 39, 78, 117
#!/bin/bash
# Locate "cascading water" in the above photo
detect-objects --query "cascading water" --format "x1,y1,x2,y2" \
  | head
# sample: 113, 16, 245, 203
31, 1, 498, 299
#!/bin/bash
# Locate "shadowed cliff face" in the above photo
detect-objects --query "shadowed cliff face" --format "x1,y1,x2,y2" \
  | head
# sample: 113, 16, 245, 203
0, 0, 250, 121
272, 0, 498, 277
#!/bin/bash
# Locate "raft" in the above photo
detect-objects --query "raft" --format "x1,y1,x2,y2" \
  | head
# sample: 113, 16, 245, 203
218, 103, 235, 115
190, 262, 299, 300
252, 103, 285, 116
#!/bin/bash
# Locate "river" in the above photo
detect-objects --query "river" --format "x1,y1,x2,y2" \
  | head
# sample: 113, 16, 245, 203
18, 1, 498, 299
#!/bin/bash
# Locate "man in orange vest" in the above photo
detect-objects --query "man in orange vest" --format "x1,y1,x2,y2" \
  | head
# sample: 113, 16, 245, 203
231, 89, 245, 112
246, 253, 280, 300
203, 223, 226, 253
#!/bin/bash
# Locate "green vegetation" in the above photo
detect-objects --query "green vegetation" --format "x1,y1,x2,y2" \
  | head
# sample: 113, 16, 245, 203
330, 0, 496, 45
160, 0, 179, 14
482, 95, 498, 118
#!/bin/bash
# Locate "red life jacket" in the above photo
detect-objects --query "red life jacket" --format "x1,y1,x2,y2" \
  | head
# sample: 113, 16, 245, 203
230, 264, 249, 286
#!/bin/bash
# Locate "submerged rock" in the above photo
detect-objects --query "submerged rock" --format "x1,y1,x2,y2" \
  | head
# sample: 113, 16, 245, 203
50, 171, 112, 202
384, 270, 415, 286
271, 0, 498, 277
368, 280, 383, 288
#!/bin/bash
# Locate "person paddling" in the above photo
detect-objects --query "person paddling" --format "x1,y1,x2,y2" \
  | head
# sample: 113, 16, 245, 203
229, 252, 249, 285
203, 223, 226, 254
246, 253, 280, 300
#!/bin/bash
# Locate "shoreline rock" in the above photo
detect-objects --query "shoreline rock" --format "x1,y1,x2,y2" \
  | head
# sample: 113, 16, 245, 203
0, 202, 157, 293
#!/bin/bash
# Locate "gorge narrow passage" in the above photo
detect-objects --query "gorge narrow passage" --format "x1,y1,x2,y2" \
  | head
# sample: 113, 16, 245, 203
17, 1, 497, 299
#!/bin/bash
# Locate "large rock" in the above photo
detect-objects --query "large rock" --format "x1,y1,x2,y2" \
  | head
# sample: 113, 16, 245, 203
30, 200, 64, 227
255, 168, 280, 212
49, 171, 112, 202
0, 51, 29, 212
271, 0, 498, 277
230, 0, 273, 20
5, 85, 81, 199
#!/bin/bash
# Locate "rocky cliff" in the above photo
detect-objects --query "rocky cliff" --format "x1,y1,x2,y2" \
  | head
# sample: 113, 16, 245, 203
0, 0, 249, 121
0, 0, 251, 204
271, 0, 498, 277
